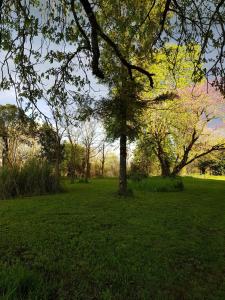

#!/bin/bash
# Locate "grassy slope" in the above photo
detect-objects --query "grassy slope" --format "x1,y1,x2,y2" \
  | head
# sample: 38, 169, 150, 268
0, 177, 225, 300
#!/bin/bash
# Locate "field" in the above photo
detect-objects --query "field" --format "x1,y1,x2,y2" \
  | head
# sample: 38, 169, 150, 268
0, 177, 225, 299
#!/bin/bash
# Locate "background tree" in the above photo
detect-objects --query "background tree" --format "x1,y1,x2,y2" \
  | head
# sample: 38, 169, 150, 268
0, 104, 36, 167
98, 140, 112, 178
198, 151, 225, 176
79, 118, 101, 183
38, 122, 65, 180
62, 141, 85, 180
136, 83, 225, 176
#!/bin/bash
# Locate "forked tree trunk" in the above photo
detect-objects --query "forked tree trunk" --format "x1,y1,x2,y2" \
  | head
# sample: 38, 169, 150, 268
156, 144, 172, 177
160, 159, 171, 177
171, 164, 184, 177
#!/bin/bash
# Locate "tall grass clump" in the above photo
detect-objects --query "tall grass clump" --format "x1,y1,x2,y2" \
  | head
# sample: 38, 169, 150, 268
0, 159, 61, 200
130, 176, 184, 192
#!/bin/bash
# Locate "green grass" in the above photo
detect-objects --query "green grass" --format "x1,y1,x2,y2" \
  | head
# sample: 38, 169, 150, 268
0, 177, 225, 299
129, 176, 184, 192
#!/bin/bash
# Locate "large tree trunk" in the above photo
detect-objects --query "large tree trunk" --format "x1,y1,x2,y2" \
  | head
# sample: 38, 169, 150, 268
118, 90, 128, 196
160, 158, 171, 177
119, 133, 127, 195
156, 145, 171, 177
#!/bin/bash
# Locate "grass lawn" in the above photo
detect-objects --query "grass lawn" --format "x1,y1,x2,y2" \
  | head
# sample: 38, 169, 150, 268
0, 177, 225, 299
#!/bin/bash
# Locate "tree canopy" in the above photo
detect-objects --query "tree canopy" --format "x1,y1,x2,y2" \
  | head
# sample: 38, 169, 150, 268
0, 0, 225, 95
136, 82, 225, 176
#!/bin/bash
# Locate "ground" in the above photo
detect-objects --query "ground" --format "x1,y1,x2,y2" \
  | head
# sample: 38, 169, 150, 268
0, 177, 225, 300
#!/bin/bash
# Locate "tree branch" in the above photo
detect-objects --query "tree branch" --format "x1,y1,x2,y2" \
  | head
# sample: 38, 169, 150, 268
186, 144, 225, 166
78, 0, 155, 86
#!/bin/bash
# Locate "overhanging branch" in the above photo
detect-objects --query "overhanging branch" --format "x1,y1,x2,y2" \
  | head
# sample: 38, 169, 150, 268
77, 0, 155, 86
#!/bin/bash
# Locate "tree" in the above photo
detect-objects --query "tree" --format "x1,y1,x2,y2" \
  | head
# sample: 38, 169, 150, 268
62, 142, 85, 180
0, 104, 35, 167
132, 138, 159, 177
1, 0, 225, 94
98, 141, 112, 177
98, 45, 196, 193
64, 127, 81, 183
38, 122, 64, 181
137, 83, 225, 176
79, 118, 101, 182
1, 0, 225, 194
98, 69, 147, 194
198, 151, 225, 175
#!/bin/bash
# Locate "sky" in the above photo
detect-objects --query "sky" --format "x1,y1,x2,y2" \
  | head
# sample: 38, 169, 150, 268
0, 63, 108, 118
0, 28, 109, 117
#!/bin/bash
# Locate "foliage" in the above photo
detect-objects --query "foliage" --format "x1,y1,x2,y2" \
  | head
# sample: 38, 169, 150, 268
143, 44, 202, 97
1, 177, 225, 298
38, 123, 64, 165
129, 176, 184, 192
1, 0, 225, 107
198, 152, 225, 176
136, 82, 225, 176
0, 104, 34, 133
62, 142, 85, 178
0, 159, 60, 200
98, 75, 145, 141
128, 162, 149, 181
0, 104, 36, 166
1, 0, 225, 195
132, 137, 159, 176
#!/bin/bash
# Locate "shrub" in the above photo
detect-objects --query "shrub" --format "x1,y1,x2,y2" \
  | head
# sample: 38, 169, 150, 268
129, 176, 184, 192
128, 166, 148, 182
0, 159, 60, 200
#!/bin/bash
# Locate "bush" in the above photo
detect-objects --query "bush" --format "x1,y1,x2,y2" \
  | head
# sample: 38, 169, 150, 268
129, 171, 148, 182
0, 159, 61, 200
128, 165, 148, 182
129, 176, 184, 192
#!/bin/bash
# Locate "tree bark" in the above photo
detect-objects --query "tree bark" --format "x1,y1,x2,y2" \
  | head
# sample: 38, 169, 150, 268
119, 133, 127, 195
156, 144, 171, 177
171, 165, 184, 177
160, 160, 171, 177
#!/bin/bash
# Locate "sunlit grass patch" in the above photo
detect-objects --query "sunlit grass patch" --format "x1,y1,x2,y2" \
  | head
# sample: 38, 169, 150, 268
188, 174, 225, 181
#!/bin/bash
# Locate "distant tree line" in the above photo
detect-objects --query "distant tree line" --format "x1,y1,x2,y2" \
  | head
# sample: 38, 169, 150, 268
0, 104, 119, 199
